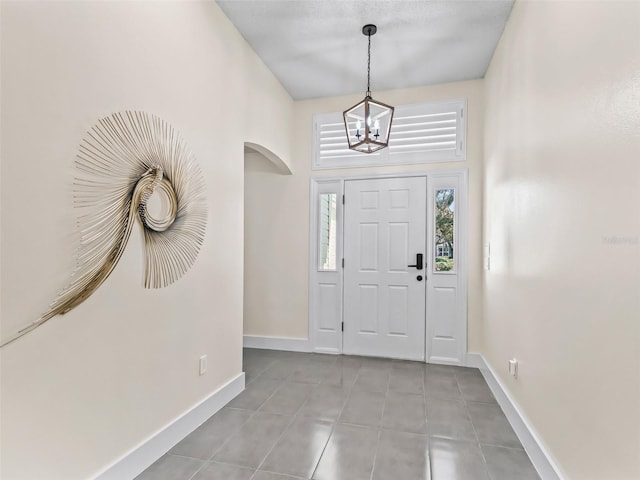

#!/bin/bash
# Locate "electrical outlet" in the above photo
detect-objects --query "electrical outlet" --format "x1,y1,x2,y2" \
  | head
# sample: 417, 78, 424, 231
199, 355, 207, 376
508, 358, 518, 378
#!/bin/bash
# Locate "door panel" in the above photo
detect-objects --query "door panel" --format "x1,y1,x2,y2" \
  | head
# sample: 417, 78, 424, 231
317, 283, 340, 332
359, 224, 378, 270
343, 177, 426, 360
388, 286, 409, 335
388, 223, 409, 271
432, 287, 456, 338
358, 285, 379, 333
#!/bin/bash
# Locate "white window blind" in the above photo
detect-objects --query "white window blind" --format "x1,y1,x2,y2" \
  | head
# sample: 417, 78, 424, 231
313, 99, 466, 170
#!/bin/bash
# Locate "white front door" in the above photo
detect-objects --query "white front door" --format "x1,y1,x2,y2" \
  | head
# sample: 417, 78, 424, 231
343, 177, 427, 361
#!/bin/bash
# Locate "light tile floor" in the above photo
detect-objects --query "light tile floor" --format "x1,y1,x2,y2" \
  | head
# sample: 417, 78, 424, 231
136, 349, 540, 480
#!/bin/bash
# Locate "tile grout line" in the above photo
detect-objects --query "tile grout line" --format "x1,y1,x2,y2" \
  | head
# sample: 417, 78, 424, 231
251, 400, 307, 476
151, 359, 266, 480
203, 409, 259, 462
422, 367, 431, 480
456, 369, 493, 479
190, 355, 292, 479
229, 353, 311, 479
478, 442, 527, 451
425, 367, 433, 480
244, 357, 280, 385
368, 364, 392, 480
192, 459, 258, 478
309, 359, 360, 479
427, 365, 477, 480
369, 429, 383, 480
252, 356, 339, 478
182, 360, 284, 480
203, 457, 263, 473
254, 466, 307, 480
165, 403, 258, 478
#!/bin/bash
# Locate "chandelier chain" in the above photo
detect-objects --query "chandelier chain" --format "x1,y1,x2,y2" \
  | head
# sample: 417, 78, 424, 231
366, 31, 371, 97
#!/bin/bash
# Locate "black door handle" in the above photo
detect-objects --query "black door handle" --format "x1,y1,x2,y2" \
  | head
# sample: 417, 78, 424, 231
408, 253, 423, 270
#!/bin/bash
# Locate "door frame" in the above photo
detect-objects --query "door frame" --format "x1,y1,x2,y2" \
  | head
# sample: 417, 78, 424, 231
309, 168, 468, 363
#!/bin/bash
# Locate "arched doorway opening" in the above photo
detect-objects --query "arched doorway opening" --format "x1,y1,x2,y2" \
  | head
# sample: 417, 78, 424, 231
243, 142, 292, 370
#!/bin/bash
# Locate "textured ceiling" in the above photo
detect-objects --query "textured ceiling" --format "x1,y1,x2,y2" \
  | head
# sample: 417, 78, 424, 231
216, 0, 514, 100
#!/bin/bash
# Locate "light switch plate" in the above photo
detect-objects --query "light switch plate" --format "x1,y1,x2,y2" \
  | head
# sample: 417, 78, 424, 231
199, 355, 207, 376
483, 243, 491, 270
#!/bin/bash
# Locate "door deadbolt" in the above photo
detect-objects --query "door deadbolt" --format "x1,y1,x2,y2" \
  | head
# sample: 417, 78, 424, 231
416, 275, 423, 281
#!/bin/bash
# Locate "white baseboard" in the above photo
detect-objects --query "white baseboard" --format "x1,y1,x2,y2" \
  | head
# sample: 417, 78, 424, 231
313, 346, 340, 355
243, 335, 311, 352
93, 373, 245, 480
472, 354, 564, 480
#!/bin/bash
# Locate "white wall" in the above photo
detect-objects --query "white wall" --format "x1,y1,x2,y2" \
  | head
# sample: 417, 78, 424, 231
483, 1, 640, 478
0, 2, 293, 479
245, 80, 485, 352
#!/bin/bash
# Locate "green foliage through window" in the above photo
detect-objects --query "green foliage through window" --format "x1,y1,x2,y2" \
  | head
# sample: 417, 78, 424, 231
319, 193, 337, 270
434, 189, 454, 272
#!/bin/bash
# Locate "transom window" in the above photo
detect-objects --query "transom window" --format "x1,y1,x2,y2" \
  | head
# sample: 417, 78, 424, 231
313, 99, 466, 170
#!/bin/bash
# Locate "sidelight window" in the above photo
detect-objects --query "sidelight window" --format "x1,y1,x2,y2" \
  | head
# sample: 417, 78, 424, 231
318, 193, 338, 271
434, 188, 455, 272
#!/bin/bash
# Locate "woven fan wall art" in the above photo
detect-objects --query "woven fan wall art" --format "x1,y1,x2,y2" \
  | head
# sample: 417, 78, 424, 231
1, 111, 207, 347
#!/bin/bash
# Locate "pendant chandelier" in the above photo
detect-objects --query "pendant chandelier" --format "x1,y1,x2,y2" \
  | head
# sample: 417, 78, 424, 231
343, 24, 394, 154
